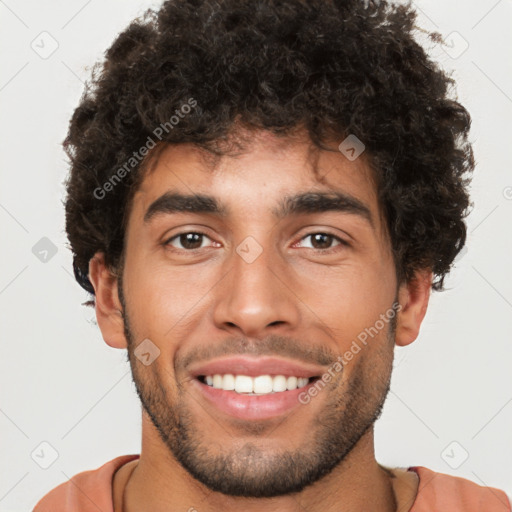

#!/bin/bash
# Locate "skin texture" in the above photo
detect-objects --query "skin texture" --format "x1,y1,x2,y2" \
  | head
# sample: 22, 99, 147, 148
89, 128, 430, 512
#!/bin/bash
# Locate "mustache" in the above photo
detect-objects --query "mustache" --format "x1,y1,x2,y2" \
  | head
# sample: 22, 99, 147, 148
177, 334, 337, 371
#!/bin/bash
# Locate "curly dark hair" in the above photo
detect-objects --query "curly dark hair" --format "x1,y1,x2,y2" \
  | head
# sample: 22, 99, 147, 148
63, 0, 474, 298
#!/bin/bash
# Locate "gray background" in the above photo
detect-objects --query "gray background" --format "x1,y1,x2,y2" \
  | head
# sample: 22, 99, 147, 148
1, 0, 511, 510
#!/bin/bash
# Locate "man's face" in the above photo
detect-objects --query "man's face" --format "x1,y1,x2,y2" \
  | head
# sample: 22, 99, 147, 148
119, 130, 399, 497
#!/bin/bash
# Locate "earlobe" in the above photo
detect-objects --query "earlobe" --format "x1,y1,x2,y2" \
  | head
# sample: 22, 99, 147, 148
395, 269, 432, 347
88, 252, 128, 349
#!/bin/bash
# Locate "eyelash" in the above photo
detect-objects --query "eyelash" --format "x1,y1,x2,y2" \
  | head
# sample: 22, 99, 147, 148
163, 231, 350, 254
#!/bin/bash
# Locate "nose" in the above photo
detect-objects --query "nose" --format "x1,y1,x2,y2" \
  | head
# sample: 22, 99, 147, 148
212, 238, 302, 338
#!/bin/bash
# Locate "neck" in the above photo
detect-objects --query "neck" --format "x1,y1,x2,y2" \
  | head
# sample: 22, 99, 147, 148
121, 416, 397, 512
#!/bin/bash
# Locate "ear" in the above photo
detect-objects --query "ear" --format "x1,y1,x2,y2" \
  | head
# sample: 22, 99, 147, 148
395, 269, 432, 347
88, 252, 127, 349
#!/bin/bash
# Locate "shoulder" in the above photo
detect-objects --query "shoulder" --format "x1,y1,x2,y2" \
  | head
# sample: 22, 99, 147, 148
409, 466, 511, 512
32, 454, 140, 512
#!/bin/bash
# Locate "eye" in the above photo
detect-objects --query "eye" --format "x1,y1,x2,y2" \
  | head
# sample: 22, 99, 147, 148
295, 232, 348, 252
164, 232, 214, 250
163, 231, 348, 253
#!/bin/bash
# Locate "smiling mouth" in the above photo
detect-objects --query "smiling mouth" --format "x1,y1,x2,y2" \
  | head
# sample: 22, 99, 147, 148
197, 374, 321, 395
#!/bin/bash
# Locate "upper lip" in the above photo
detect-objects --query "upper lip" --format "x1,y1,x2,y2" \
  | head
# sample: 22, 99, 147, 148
188, 356, 325, 379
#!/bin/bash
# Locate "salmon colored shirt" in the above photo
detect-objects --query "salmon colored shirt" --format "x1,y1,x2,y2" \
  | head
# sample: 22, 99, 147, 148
33, 454, 511, 511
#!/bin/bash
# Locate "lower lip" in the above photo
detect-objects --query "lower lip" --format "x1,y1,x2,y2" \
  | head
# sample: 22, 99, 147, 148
192, 378, 318, 421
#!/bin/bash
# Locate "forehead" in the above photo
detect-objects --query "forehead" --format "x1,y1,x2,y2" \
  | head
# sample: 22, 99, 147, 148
130, 129, 385, 236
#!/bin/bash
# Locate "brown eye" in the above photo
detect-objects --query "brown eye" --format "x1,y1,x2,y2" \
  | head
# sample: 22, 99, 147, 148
166, 232, 211, 250
297, 232, 347, 251
310, 233, 335, 249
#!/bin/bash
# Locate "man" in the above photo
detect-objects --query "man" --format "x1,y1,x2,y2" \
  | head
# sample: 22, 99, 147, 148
34, 0, 510, 510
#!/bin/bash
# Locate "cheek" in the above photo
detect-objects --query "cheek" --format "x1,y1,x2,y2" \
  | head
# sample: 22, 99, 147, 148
297, 261, 395, 346
123, 255, 217, 341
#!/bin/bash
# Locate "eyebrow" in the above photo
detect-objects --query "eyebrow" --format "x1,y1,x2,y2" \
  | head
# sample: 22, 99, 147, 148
143, 190, 373, 227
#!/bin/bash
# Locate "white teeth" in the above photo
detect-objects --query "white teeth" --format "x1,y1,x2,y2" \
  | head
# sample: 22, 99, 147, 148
223, 374, 235, 390
204, 374, 311, 394
272, 375, 287, 392
234, 375, 253, 393
212, 374, 223, 389
297, 377, 309, 388
253, 375, 273, 394
286, 376, 298, 390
